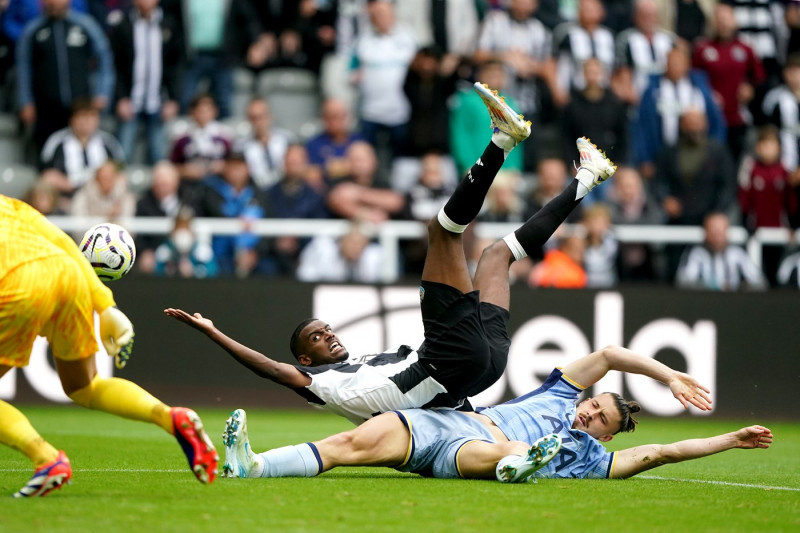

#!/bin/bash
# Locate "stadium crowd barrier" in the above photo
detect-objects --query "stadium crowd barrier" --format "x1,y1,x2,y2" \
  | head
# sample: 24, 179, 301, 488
49, 216, 800, 282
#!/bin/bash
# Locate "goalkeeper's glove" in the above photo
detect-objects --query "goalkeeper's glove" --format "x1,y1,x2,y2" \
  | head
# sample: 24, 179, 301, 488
99, 306, 135, 369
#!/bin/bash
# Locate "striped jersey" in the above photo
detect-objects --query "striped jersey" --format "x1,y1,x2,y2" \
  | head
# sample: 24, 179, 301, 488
762, 85, 800, 172
479, 368, 615, 479
293, 345, 459, 425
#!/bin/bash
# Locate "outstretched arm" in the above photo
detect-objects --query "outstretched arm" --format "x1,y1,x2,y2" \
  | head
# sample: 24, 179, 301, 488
562, 345, 712, 411
611, 425, 773, 479
164, 308, 311, 388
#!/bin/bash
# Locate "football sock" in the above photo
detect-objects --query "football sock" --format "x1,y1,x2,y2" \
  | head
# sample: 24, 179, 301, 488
504, 180, 583, 261
574, 167, 594, 200
0, 400, 58, 467
438, 141, 506, 233
254, 443, 322, 478
68, 376, 173, 433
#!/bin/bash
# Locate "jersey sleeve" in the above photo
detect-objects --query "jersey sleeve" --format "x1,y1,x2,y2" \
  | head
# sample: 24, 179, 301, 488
21, 202, 115, 312
548, 368, 586, 401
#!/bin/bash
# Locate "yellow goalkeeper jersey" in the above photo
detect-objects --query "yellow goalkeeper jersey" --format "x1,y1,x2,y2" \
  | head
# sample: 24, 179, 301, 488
0, 194, 115, 312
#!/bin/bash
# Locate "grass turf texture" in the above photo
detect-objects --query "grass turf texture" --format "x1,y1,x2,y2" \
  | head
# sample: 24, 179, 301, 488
0, 407, 797, 533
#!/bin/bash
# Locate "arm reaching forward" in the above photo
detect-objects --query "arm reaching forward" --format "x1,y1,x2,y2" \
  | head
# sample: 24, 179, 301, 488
164, 308, 311, 388
562, 345, 712, 411
611, 425, 773, 479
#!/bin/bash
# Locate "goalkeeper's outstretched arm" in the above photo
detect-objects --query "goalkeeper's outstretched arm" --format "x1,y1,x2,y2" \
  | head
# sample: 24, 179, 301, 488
164, 308, 311, 388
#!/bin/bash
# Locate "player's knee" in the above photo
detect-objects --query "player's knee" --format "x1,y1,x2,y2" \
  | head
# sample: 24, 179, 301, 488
480, 240, 513, 266
66, 375, 99, 407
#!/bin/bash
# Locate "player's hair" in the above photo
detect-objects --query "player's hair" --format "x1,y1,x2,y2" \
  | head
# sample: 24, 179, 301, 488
289, 318, 319, 360
70, 98, 97, 116
604, 392, 641, 434
785, 52, 800, 70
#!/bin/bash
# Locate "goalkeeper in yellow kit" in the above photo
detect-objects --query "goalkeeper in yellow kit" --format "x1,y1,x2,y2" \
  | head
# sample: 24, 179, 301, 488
0, 194, 218, 497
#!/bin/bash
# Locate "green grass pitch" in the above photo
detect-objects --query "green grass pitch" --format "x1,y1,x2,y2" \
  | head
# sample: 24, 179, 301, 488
0, 406, 798, 533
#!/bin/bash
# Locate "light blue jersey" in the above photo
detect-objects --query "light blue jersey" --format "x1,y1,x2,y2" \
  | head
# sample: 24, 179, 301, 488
480, 368, 615, 479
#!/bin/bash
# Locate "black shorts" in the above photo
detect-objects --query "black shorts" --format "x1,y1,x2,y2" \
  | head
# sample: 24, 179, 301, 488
416, 280, 510, 399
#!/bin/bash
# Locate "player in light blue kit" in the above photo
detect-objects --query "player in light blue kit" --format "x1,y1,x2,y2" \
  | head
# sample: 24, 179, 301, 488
221, 345, 772, 482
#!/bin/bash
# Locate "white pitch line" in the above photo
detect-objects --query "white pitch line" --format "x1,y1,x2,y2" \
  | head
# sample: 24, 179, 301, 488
638, 475, 800, 492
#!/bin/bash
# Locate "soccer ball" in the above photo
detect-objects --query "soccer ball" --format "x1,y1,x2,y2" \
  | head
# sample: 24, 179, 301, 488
80, 223, 136, 281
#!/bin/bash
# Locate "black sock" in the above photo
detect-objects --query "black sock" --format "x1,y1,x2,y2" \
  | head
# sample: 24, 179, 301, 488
513, 180, 582, 256
441, 142, 505, 226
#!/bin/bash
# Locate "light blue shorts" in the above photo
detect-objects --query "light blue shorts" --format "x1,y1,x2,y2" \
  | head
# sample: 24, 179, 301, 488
392, 409, 496, 479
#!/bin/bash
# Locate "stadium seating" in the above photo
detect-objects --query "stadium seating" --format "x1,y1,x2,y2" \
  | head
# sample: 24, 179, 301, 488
0, 163, 37, 199
256, 68, 321, 139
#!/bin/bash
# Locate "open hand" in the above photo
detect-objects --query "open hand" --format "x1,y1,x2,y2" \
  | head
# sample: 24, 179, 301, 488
164, 308, 215, 333
669, 371, 712, 411
733, 425, 773, 449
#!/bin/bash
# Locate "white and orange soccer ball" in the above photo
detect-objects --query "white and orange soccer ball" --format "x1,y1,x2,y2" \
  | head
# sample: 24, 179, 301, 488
80, 223, 136, 281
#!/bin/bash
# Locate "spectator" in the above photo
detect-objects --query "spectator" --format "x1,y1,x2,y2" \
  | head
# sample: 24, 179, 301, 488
738, 125, 792, 285
293, 0, 338, 73
525, 157, 581, 223
693, 3, 765, 161
653, 108, 736, 227
676, 211, 767, 291
403, 46, 458, 157
263, 144, 328, 275
473, 0, 555, 129
550, 0, 615, 108
528, 231, 588, 288
135, 160, 183, 273
325, 140, 405, 223
154, 206, 218, 278
449, 60, 523, 175
395, 0, 479, 61
351, 0, 417, 161
16, 0, 114, 149
763, 53, 800, 180
179, 0, 265, 119
39, 100, 125, 196
170, 94, 232, 198
614, 0, 676, 106
478, 170, 526, 223
787, 0, 800, 58
560, 58, 628, 168
69, 160, 136, 219
721, 0, 782, 85
240, 97, 295, 189
2, 0, 88, 42
305, 97, 364, 188
581, 203, 618, 288
193, 148, 266, 278
23, 179, 64, 215
296, 222, 384, 283
399, 151, 454, 274
607, 165, 665, 282
108, 0, 184, 164
634, 42, 725, 180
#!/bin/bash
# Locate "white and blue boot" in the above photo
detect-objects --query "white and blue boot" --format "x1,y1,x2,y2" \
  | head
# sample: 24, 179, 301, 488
222, 409, 258, 478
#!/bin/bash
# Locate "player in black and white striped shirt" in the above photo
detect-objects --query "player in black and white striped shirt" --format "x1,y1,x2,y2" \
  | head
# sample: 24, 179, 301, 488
166, 84, 617, 429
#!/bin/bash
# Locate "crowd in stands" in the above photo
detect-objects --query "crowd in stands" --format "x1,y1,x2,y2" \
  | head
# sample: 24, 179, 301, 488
3, 0, 800, 291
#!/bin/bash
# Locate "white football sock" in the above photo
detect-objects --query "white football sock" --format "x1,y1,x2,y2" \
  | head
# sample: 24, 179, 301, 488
491, 130, 517, 158
574, 168, 594, 200
254, 443, 322, 478
503, 233, 527, 261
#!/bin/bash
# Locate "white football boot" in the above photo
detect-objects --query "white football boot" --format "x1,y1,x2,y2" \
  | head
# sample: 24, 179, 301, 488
496, 433, 562, 483
222, 409, 258, 478
473, 82, 531, 152
575, 136, 617, 192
